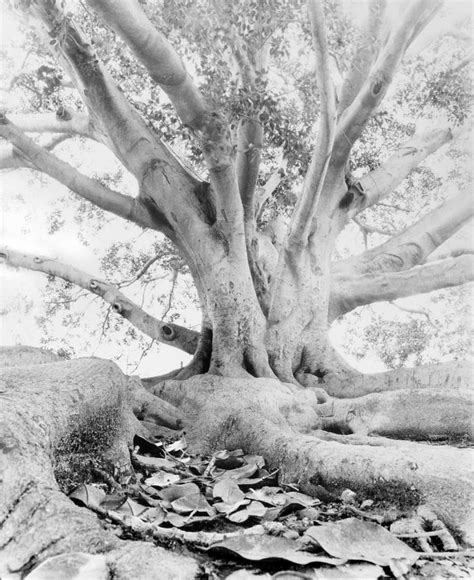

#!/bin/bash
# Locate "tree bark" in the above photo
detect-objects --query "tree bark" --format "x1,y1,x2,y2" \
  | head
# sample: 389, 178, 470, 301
0, 347, 198, 579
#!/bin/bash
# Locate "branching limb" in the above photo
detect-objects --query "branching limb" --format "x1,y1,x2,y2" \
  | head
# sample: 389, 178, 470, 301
7, 108, 93, 138
0, 117, 153, 228
288, 0, 337, 244
334, 189, 473, 279
332, 0, 442, 170
349, 127, 456, 215
338, 0, 387, 116
85, 0, 206, 128
331, 254, 474, 318
85, 0, 240, 230
0, 247, 199, 355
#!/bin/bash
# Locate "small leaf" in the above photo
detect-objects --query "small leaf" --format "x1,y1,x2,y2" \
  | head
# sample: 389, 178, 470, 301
145, 472, 180, 488
69, 484, 106, 510
213, 478, 246, 503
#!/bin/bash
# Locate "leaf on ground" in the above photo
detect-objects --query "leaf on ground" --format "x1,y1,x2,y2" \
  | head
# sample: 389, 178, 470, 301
214, 463, 259, 481
111, 497, 147, 516
164, 511, 216, 528
284, 491, 320, 508
214, 478, 246, 503
99, 493, 126, 511
140, 505, 167, 524
165, 436, 187, 454
159, 482, 200, 502
304, 517, 418, 574
133, 454, 177, 471
145, 471, 180, 488
236, 469, 279, 487
133, 434, 164, 456
209, 534, 346, 566
172, 492, 216, 515
214, 448, 245, 469
24, 552, 108, 580
243, 454, 266, 468
246, 487, 287, 506
214, 499, 250, 515
69, 484, 106, 510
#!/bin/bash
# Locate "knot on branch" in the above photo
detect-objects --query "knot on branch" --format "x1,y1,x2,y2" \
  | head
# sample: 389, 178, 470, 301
160, 325, 176, 341
56, 106, 72, 121
0, 112, 9, 125
0, 251, 8, 260
339, 178, 366, 210
33, 257, 42, 264
112, 302, 122, 314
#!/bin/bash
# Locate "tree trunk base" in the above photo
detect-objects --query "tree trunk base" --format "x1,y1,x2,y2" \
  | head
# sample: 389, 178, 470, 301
1, 347, 472, 579
154, 374, 474, 543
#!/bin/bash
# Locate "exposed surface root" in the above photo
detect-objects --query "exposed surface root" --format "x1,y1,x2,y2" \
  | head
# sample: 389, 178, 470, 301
156, 374, 474, 542
0, 348, 198, 579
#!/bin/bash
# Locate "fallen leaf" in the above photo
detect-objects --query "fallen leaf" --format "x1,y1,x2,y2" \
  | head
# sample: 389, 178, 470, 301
112, 497, 147, 516
133, 454, 177, 471
243, 454, 266, 468
99, 493, 126, 511
214, 499, 250, 515
69, 484, 106, 510
145, 472, 180, 488
214, 463, 258, 481
304, 518, 418, 573
133, 434, 163, 456
159, 482, 200, 502
164, 511, 216, 528
246, 488, 286, 506
214, 478, 246, 503
140, 505, 167, 524
209, 534, 346, 566
284, 491, 320, 507
172, 492, 215, 515
165, 437, 187, 453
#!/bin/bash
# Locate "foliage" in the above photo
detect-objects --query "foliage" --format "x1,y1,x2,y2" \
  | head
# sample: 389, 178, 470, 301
0, 0, 472, 373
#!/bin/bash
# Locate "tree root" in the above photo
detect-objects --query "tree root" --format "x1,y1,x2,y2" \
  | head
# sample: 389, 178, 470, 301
155, 374, 474, 543
0, 348, 198, 579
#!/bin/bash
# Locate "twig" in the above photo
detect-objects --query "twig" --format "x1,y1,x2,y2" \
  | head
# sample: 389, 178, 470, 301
117, 254, 162, 288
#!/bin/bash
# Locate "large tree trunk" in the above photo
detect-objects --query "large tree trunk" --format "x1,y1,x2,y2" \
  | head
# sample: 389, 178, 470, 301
0, 348, 198, 579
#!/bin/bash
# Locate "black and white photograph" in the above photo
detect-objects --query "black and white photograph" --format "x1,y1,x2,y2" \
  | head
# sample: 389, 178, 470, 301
0, 0, 472, 578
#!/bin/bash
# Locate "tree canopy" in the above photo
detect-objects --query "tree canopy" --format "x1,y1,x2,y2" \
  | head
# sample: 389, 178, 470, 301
0, 0, 472, 377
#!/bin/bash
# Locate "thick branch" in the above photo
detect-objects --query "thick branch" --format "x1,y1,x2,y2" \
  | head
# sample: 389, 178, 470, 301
0, 247, 199, 355
338, 0, 387, 116
7, 108, 93, 138
0, 118, 153, 228
332, 0, 442, 169
351, 127, 454, 214
85, 0, 240, 228
331, 255, 474, 318
288, 0, 337, 244
334, 189, 473, 279
86, 0, 206, 128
